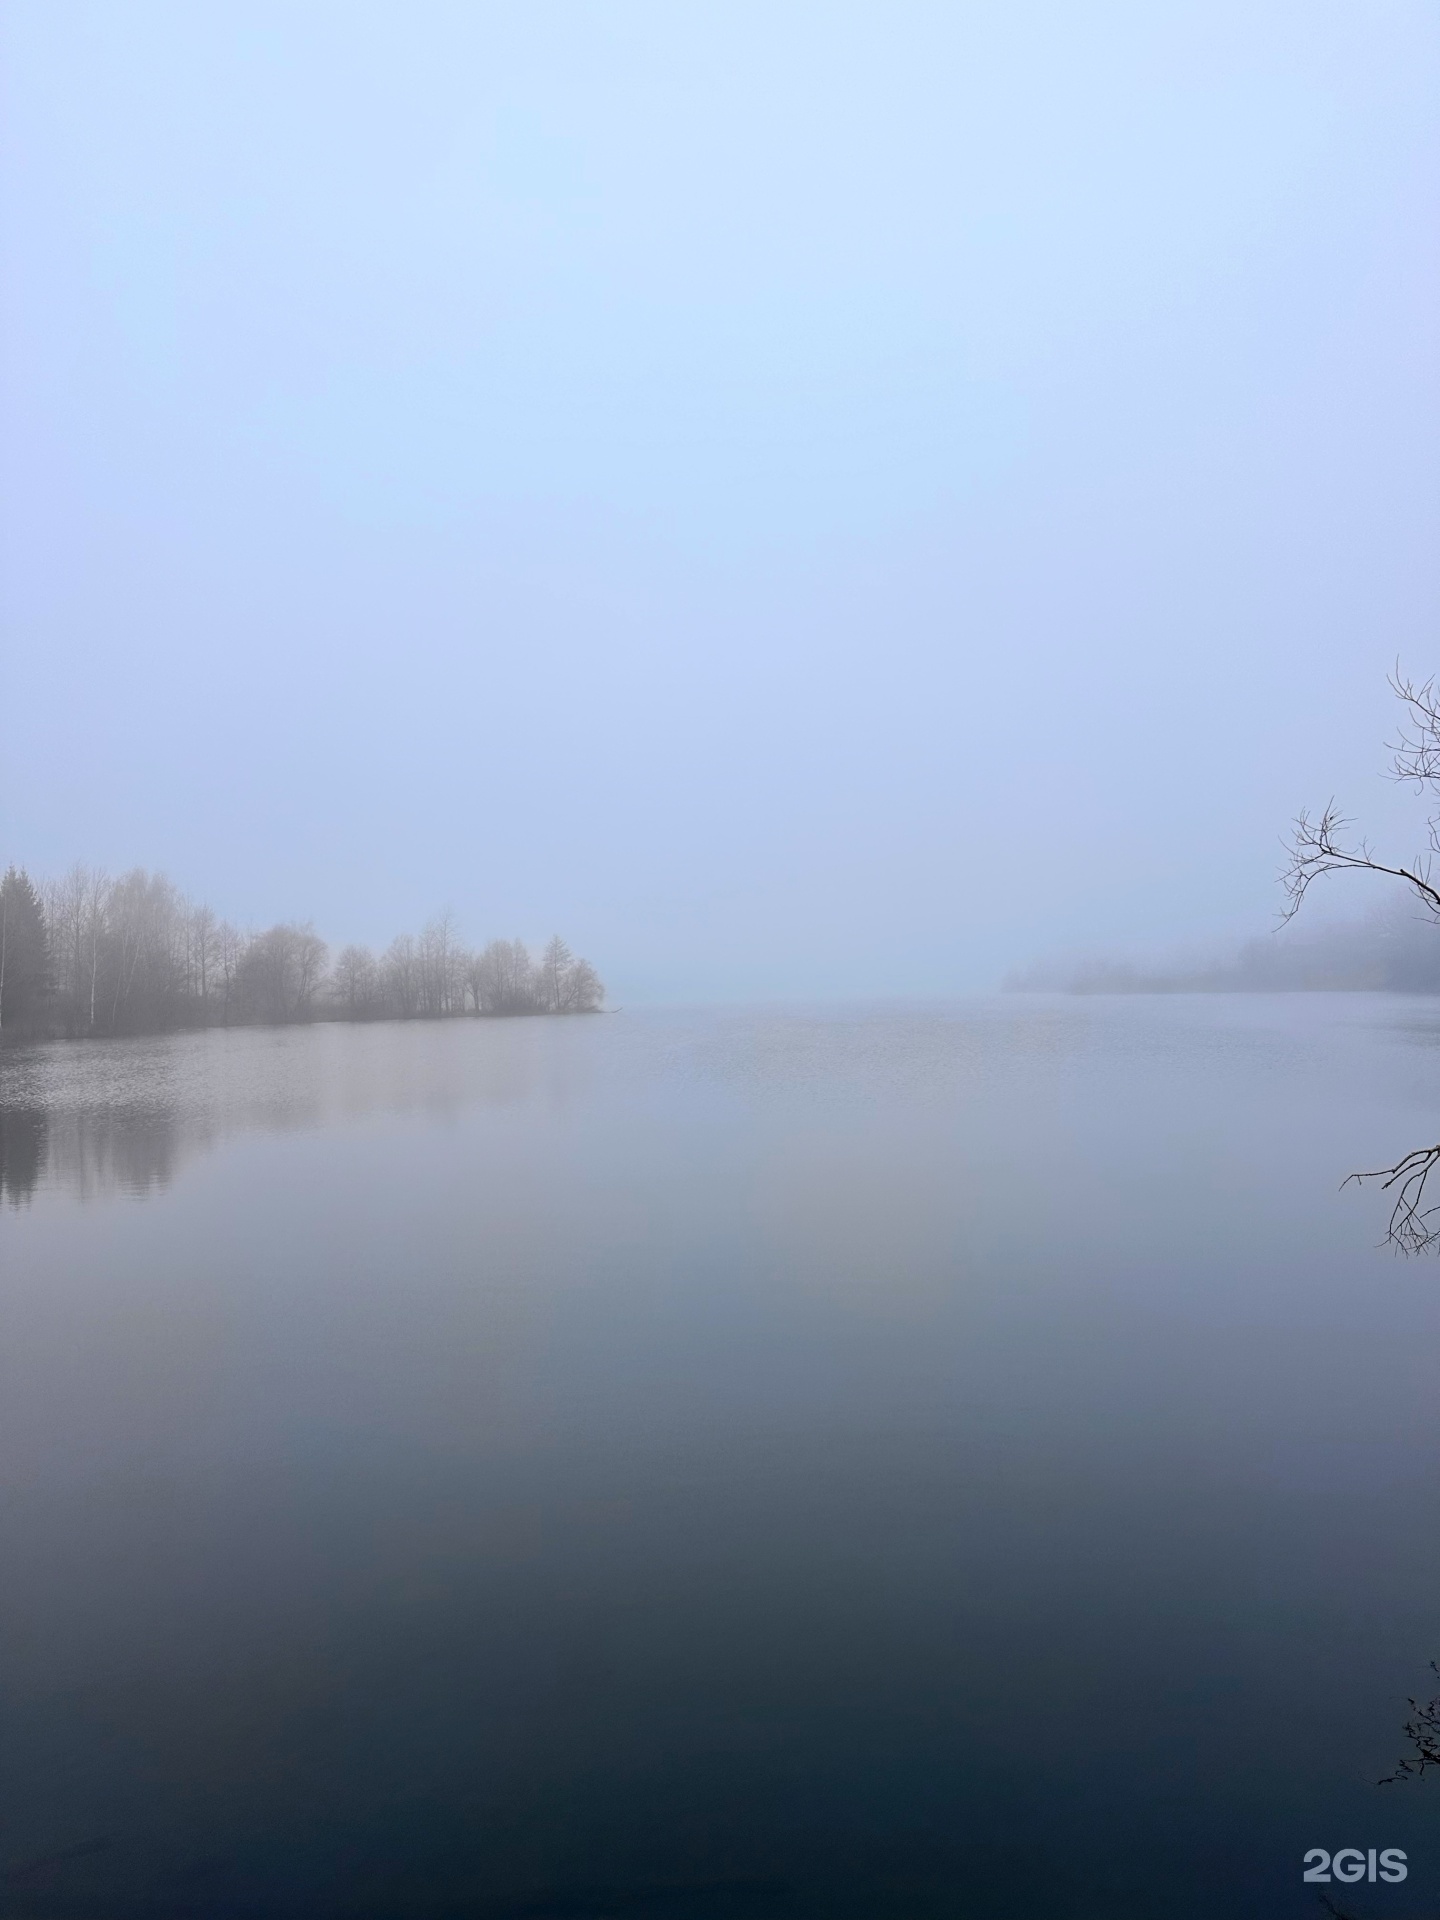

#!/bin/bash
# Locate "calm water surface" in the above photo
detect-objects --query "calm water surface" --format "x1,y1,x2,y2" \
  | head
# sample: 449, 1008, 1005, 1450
3, 997, 1440, 1919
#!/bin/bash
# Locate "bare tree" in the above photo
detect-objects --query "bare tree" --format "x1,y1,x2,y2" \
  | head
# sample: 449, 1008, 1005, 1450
472, 938, 536, 1014
538, 935, 574, 1013
567, 956, 604, 1012
42, 865, 87, 1033
40, 864, 110, 1034
463, 946, 486, 1014
189, 904, 217, 1012
233, 923, 329, 1023
333, 944, 379, 1018
292, 925, 327, 1012
215, 920, 243, 1022
1285, 669, 1440, 1250
382, 934, 419, 1018
467, 937, 604, 1016
417, 911, 463, 1017
81, 868, 109, 1032
2, 859, 603, 1037
102, 870, 187, 1033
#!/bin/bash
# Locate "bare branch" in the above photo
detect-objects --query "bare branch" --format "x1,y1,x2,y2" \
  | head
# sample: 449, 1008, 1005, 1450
1343, 1146, 1440, 1255
1381, 1663, 1440, 1782
1388, 665, 1440, 792
1281, 802, 1440, 924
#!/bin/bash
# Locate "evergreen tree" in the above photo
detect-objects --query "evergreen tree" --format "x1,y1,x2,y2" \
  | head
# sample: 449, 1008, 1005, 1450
0, 867, 51, 1037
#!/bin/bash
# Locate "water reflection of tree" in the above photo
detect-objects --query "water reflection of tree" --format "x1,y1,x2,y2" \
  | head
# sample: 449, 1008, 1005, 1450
47, 1110, 186, 1199
0, 1017, 569, 1205
0, 1108, 46, 1204
0, 1106, 194, 1201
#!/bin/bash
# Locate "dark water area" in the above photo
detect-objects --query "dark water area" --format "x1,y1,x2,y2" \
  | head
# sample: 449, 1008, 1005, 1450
3, 998, 1440, 1919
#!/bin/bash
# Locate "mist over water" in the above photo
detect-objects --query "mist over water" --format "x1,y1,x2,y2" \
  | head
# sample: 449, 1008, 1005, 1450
4, 999, 1440, 1917
4, 5, 1440, 1914
3, 3, 1438, 993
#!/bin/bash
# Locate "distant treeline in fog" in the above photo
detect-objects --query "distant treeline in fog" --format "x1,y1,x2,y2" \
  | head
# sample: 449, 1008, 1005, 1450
1009, 901, 1440, 995
0, 864, 603, 1042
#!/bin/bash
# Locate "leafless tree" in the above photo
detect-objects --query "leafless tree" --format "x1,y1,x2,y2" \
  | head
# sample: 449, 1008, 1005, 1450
468, 936, 604, 1016
43, 866, 84, 1033
79, 868, 110, 1032
463, 946, 486, 1014
6, 862, 603, 1037
102, 870, 188, 1033
1284, 670, 1440, 924
418, 911, 463, 1017
215, 919, 243, 1022
292, 925, 327, 1011
1286, 669, 1440, 1251
332, 944, 379, 1018
41, 864, 111, 1034
188, 904, 217, 1010
382, 934, 419, 1018
566, 956, 604, 1012
42, 867, 84, 1014
538, 935, 574, 1012
233, 923, 329, 1023
472, 938, 535, 1014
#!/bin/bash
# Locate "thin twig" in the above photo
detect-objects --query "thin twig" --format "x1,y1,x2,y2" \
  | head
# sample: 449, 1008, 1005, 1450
1281, 803, 1440, 924
1381, 1664, 1440, 1783
1343, 1147, 1440, 1255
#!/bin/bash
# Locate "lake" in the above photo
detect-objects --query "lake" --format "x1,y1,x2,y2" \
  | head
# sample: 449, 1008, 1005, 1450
3, 996, 1440, 1919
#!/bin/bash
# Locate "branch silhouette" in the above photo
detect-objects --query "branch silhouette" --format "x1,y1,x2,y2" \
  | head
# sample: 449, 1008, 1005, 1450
1380, 1663, 1440, 1785
1284, 667, 1440, 1252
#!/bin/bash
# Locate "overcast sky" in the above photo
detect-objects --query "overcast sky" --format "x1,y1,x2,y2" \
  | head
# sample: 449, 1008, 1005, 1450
2, 3, 1436, 1000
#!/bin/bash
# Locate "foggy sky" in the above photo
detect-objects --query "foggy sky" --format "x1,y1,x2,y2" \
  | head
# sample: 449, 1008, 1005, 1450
2, 2, 1437, 1001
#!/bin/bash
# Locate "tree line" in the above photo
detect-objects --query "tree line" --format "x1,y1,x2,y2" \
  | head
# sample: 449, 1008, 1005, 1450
0, 864, 603, 1042
1006, 897, 1440, 997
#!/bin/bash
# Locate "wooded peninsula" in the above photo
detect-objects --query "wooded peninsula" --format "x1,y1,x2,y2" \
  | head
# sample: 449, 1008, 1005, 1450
0, 864, 603, 1043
